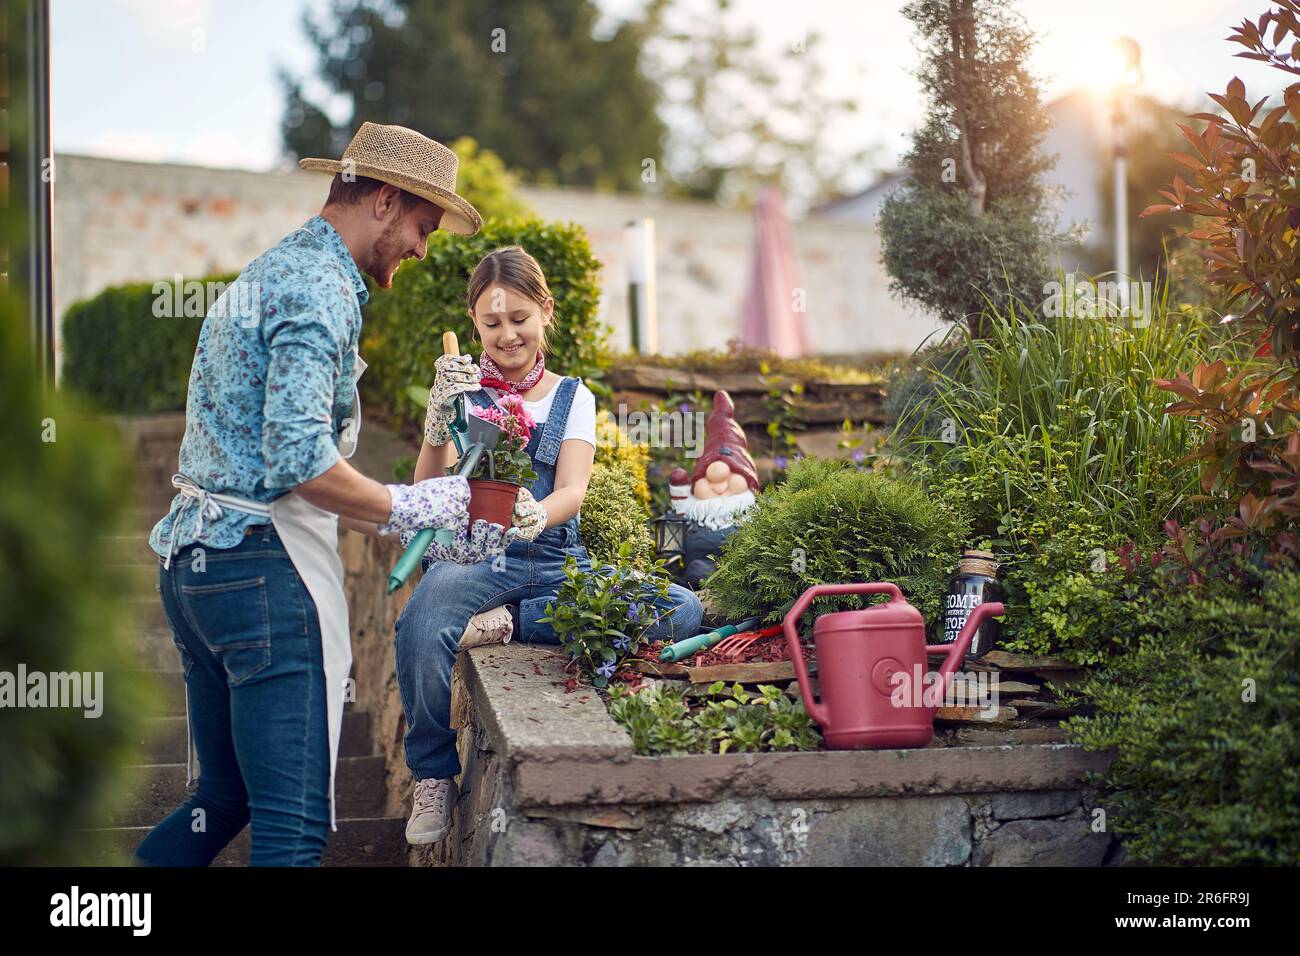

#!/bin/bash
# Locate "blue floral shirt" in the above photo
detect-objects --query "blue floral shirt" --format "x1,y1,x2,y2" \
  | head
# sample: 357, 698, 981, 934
149, 216, 369, 560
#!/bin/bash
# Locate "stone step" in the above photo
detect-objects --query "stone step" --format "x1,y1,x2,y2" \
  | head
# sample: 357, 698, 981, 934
82, 815, 408, 866
132, 710, 373, 763
108, 753, 389, 828
130, 625, 181, 671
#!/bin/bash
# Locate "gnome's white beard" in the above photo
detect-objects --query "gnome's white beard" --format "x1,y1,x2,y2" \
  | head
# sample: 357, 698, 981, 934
675, 489, 756, 530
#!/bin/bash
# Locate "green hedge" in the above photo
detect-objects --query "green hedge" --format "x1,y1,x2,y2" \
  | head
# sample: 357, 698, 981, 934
362, 217, 610, 429
61, 275, 236, 413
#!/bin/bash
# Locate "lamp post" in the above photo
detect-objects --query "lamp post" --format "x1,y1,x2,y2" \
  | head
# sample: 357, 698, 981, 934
624, 218, 657, 354
1110, 37, 1142, 306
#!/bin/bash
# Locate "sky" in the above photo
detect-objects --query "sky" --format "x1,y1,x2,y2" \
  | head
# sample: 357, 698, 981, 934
51, 0, 1272, 188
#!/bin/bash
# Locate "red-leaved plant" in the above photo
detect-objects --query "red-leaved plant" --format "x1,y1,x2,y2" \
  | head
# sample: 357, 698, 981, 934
1142, 4, 1300, 532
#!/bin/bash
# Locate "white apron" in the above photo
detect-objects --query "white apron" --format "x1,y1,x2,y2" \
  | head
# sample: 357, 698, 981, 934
167, 353, 366, 832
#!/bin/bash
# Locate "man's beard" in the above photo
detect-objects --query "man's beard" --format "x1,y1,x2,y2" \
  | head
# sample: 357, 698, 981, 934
364, 216, 406, 289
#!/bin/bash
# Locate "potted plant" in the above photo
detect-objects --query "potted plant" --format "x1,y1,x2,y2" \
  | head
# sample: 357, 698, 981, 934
465, 395, 538, 527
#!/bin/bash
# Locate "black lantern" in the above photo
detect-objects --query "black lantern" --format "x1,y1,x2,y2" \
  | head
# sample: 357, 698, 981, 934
652, 512, 687, 569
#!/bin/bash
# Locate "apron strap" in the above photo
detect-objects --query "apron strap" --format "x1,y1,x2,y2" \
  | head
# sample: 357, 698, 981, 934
166, 475, 273, 569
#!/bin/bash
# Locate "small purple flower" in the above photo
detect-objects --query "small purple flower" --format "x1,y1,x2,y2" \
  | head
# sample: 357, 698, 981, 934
852, 448, 866, 466
612, 636, 630, 651
678, 402, 691, 414
628, 601, 643, 622
774, 455, 789, 470
596, 661, 616, 679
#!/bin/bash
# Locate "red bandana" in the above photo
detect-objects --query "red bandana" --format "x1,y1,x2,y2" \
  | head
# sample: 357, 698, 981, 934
479, 351, 545, 394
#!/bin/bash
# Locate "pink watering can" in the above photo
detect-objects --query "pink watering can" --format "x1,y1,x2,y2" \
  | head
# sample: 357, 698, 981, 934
783, 582, 1005, 749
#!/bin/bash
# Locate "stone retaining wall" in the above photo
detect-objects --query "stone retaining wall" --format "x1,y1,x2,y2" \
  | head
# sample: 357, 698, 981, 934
340, 524, 1120, 867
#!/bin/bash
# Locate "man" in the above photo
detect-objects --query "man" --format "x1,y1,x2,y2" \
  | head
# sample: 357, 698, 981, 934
136, 123, 537, 866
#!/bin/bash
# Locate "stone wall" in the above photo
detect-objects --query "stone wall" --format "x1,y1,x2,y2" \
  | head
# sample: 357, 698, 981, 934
51, 153, 946, 368
398, 640, 1118, 867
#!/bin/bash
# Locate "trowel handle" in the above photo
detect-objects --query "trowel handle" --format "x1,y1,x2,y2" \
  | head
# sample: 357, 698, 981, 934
783, 583, 905, 729
441, 331, 470, 457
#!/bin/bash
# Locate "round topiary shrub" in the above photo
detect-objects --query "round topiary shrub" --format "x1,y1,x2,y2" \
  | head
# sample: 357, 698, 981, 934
703, 457, 971, 633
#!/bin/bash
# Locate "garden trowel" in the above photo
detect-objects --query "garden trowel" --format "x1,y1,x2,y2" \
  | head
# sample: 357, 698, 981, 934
387, 332, 502, 593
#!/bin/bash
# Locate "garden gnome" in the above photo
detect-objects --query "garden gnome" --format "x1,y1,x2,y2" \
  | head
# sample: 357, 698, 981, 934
662, 390, 759, 587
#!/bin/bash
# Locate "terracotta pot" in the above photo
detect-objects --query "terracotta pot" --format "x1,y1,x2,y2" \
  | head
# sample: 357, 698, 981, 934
468, 478, 521, 528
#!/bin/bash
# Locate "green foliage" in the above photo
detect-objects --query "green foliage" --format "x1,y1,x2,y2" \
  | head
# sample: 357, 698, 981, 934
61, 275, 236, 413
1, 297, 156, 864
592, 409, 650, 512
614, 341, 884, 384
446, 137, 530, 222
879, 0, 1060, 328
608, 680, 821, 755
1065, 569, 1300, 865
538, 542, 673, 687
581, 463, 654, 572
894, 285, 1209, 547
282, 0, 665, 192
363, 218, 609, 429
639, 0, 865, 208
703, 457, 970, 633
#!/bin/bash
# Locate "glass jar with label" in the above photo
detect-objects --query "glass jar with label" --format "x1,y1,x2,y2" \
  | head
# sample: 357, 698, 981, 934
940, 549, 1001, 657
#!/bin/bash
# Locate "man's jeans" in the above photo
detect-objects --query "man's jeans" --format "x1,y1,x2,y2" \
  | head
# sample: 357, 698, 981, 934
395, 525, 703, 781
135, 526, 330, 867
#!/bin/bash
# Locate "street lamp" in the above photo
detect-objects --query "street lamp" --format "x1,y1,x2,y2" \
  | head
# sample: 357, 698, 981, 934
1110, 37, 1142, 302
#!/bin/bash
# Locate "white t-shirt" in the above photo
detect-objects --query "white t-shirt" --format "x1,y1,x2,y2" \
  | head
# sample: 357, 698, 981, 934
485, 378, 597, 449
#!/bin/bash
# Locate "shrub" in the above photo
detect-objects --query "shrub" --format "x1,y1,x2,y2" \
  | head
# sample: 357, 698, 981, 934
61, 275, 236, 413
1, 296, 156, 863
593, 409, 650, 512
703, 457, 970, 634
1066, 569, 1300, 865
362, 218, 610, 429
608, 681, 821, 756
893, 285, 1209, 548
1142, 8, 1300, 528
538, 542, 673, 688
581, 462, 654, 571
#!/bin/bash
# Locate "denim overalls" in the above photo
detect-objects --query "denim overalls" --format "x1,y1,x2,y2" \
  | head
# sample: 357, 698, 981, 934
394, 376, 703, 781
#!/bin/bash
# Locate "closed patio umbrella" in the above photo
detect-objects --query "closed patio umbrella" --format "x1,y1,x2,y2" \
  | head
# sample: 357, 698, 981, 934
739, 186, 812, 356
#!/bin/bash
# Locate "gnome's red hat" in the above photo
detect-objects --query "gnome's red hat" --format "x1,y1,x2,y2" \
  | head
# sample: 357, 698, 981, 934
690, 390, 759, 492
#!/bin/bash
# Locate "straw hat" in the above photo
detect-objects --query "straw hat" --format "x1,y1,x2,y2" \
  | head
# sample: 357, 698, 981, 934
299, 122, 483, 235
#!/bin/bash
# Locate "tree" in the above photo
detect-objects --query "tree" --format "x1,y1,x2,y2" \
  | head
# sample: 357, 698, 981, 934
639, 0, 871, 211
281, 0, 665, 191
878, 0, 1060, 333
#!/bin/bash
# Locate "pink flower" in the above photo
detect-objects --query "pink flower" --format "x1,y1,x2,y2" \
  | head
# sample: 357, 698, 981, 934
471, 397, 535, 443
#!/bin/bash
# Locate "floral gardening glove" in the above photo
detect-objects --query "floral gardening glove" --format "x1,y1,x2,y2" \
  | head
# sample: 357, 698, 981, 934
403, 519, 514, 565
507, 486, 547, 543
380, 476, 470, 538
424, 353, 482, 446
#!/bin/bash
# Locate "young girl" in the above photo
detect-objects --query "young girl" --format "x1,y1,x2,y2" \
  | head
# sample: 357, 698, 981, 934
395, 246, 703, 846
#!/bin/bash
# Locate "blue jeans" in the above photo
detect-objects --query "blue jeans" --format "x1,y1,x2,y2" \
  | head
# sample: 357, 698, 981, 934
135, 526, 330, 867
395, 526, 703, 780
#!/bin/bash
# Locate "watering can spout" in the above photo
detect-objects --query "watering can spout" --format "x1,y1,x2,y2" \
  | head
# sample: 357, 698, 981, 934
930, 601, 1005, 692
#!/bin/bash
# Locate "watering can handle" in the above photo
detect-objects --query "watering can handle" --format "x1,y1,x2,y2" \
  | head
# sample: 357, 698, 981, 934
782, 583, 905, 730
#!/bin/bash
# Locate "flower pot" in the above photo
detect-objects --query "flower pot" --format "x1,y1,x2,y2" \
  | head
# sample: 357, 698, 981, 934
468, 478, 521, 528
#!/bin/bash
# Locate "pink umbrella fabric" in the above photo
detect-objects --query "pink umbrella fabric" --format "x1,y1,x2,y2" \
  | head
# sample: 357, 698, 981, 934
739, 187, 812, 356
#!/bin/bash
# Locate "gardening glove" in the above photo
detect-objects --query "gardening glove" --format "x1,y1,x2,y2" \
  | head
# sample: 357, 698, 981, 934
424, 353, 482, 446
404, 518, 513, 565
379, 476, 470, 538
506, 486, 547, 543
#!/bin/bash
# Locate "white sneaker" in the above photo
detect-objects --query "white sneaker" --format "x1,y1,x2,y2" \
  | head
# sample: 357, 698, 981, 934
459, 606, 514, 650
406, 777, 457, 846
